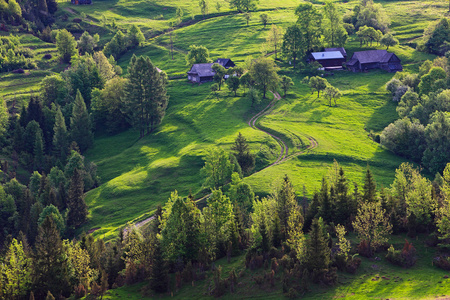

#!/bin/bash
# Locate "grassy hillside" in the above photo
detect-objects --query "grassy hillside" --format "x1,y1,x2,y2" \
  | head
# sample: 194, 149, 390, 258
80, 0, 445, 239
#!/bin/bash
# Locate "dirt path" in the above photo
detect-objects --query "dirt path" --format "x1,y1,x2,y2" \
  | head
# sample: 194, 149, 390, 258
120, 92, 319, 234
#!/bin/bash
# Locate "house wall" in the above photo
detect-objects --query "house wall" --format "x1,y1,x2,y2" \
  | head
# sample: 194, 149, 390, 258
314, 58, 345, 68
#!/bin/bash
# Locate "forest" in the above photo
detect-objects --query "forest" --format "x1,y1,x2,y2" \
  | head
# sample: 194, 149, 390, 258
1, 0, 450, 299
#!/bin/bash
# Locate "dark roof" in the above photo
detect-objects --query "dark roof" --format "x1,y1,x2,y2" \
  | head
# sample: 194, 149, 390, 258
215, 59, 231, 66
187, 63, 215, 77
325, 47, 347, 57
351, 50, 392, 64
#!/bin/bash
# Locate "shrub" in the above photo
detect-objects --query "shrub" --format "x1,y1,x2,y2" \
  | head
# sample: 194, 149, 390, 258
357, 240, 371, 257
385, 240, 417, 268
73, 18, 82, 23
12, 69, 24, 73
434, 255, 450, 271
43, 53, 52, 59
346, 256, 362, 274
74, 284, 87, 298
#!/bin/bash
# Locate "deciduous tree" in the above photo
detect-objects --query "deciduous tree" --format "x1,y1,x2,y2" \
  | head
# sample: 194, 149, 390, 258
282, 25, 305, 68
248, 57, 279, 99
56, 29, 77, 63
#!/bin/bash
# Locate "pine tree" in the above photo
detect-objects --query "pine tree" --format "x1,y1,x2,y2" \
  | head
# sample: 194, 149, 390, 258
70, 90, 93, 153
33, 129, 45, 172
123, 55, 169, 138
231, 132, 255, 175
33, 216, 71, 298
149, 239, 169, 293
277, 175, 298, 240
259, 214, 270, 253
272, 214, 281, 248
228, 218, 240, 256
363, 166, 377, 202
306, 218, 330, 272
53, 106, 68, 162
67, 168, 88, 229
318, 177, 333, 223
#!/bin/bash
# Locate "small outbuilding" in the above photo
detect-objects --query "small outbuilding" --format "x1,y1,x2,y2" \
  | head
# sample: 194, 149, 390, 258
346, 50, 402, 73
187, 58, 235, 83
71, 0, 92, 4
309, 51, 346, 70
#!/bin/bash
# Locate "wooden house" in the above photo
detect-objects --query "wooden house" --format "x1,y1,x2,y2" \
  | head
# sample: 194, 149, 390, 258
309, 51, 346, 70
71, 0, 92, 4
187, 58, 235, 83
346, 50, 402, 73
325, 47, 347, 60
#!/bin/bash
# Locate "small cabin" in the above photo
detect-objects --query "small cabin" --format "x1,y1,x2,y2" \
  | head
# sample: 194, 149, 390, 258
346, 50, 402, 73
309, 51, 345, 70
187, 58, 235, 83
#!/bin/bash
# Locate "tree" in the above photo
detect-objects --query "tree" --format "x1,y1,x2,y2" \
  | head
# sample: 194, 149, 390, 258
103, 30, 129, 59
56, 29, 77, 63
199, 0, 208, 18
267, 24, 283, 60
0, 97, 8, 140
149, 239, 169, 293
52, 106, 68, 162
244, 12, 251, 26
335, 224, 350, 260
229, 0, 257, 12
78, 31, 98, 55
33, 130, 45, 171
323, 0, 348, 47
280, 75, 294, 98
67, 168, 88, 228
247, 87, 260, 107
324, 85, 341, 107
123, 55, 169, 138
212, 63, 227, 90
309, 76, 328, 98
211, 83, 220, 100
352, 201, 392, 256
33, 216, 71, 298
282, 25, 305, 68
276, 175, 300, 240
227, 76, 240, 96
248, 57, 279, 99
1, 239, 32, 298
70, 90, 93, 152
186, 45, 211, 65
176, 6, 183, 23
231, 132, 255, 175
423, 112, 450, 174
380, 33, 398, 50
128, 24, 145, 47
259, 13, 269, 28
295, 2, 323, 52
202, 147, 234, 188
306, 218, 330, 272
418, 67, 446, 96
363, 166, 377, 203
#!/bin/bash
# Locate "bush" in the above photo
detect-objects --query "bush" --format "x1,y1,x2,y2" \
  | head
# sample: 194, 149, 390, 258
385, 240, 417, 268
12, 69, 24, 73
346, 256, 362, 274
357, 240, 372, 257
43, 53, 52, 59
434, 255, 450, 271
73, 18, 82, 23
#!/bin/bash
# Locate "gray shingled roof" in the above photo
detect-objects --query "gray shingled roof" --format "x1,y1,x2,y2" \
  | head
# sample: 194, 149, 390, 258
216, 59, 231, 66
187, 63, 215, 77
351, 50, 391, 64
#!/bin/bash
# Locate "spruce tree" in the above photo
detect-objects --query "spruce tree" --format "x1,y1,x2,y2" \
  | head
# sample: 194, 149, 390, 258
363, 166, 377, 202
70, 90, 93, 153
259, 214, 270, 253
33, 216, 71, 298
228, 218, 240, 256
123, 55, 169, 138
277, 175, 298, 240
52, 106, 68, 162
149, 239, 169, 293
231, 132, 255, 175
33, 130, 45, 172
318, 177, 333, 223
67, 168, 88, 229
306, 218, 330, 272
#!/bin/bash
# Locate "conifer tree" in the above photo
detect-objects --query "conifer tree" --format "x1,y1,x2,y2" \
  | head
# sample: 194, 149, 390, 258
33, 216, 71, 298
149, 239, 169, 293
70, 90, 93, 153
277, 175, 298, 240
228, 218, 240, 256
318, 177, 333, 223
231, 132, 255, 175
52, 106, 68, 162
33, 130, 45, 172
259, 214, 270, 253
306, 218, 330, 272
123, 55, 169, 138
363, 166, 377, 202
67, 168, 88, 229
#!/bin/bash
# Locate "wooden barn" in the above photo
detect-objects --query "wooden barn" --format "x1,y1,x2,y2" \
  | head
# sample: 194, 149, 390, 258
309, 51, 346, 70
187, 58, 235, 83
325, 47, 347, 60
346, 50, 403, 73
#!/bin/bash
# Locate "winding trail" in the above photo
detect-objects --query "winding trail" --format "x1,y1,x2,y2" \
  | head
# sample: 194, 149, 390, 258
121, 92, 319, 234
